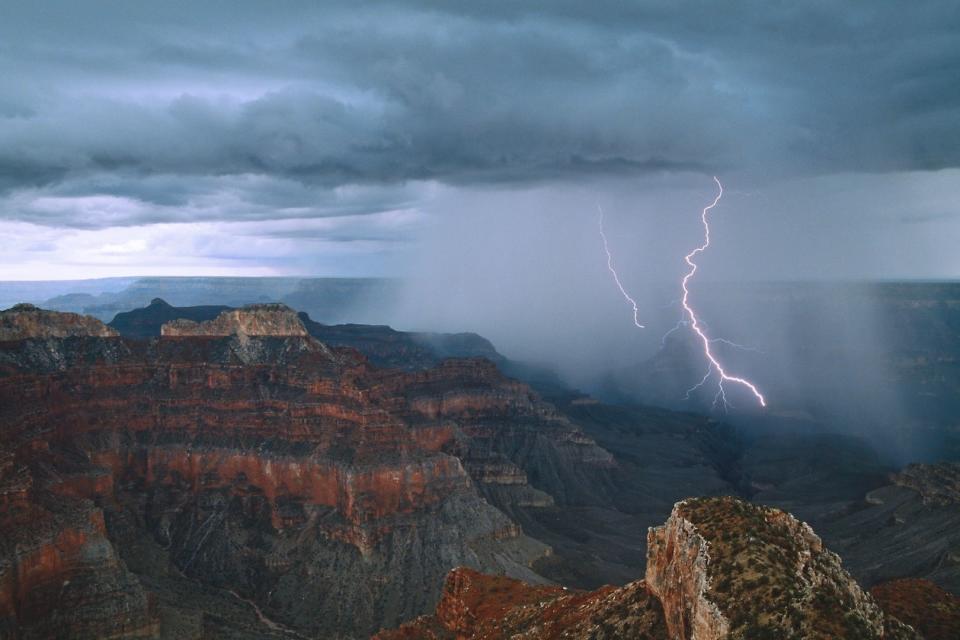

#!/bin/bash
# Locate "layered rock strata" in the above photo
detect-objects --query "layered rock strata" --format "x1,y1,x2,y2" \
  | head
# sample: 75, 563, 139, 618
0, 305, 613, 638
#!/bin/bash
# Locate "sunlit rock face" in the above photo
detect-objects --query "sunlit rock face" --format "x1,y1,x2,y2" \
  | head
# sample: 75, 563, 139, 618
0, 307, 615, 638
645, 503, 729, 640
159, 303, 309, 337
0, 303, 118, 340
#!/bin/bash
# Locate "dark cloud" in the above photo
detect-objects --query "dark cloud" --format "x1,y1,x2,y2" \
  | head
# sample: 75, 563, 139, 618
0, 171, 426, 229
0, 0, 954, 315
1, 2, 958, 221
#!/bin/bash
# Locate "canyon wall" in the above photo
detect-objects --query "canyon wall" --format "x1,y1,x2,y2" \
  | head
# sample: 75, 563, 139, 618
159, 304, 309, 337
0, 306, 613, 638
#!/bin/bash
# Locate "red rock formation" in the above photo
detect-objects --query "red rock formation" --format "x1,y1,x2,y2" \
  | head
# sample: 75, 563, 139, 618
645, 504, 728, 640
0, 303, 118, 340
0, 495, 159, 639
872, 578, 960, 640
0, 342, 501, 540
379, 497, 928, 640
374, 567, 668, 640
0, 307, 614, 638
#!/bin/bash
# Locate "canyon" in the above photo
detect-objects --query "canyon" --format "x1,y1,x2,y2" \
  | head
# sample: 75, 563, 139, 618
1, 301, 958, 638
0, 304, 612, 638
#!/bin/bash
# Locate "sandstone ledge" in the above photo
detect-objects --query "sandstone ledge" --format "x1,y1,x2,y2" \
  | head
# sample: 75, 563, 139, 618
161, 303, 309, 337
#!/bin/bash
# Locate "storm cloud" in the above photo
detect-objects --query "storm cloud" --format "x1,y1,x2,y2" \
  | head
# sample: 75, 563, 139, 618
1, 1, 959, 278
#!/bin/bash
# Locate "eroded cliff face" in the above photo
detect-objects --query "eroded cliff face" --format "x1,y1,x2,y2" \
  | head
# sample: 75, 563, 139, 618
0, 303, 118, 340
645, 506, 728, 640
0, 306, 615, 638
645, 497, 917, 640
0, 488, 158, 640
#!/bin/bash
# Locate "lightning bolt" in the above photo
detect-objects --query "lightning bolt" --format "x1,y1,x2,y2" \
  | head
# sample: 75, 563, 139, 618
681, 177, 766, 408
599, 205, 645, 329
710, 337, 764, 354
661, 319, 688, 347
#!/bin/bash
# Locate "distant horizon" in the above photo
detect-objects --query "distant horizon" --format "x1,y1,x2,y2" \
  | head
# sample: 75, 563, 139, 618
3, 275, 960, 285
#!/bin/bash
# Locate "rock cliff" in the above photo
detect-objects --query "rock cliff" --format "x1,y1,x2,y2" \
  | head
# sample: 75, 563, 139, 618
645, 497, 916, 640
0, 490, 159, 640
377, 496, 926, 639
6, 304, 946, 639
0, 303, 118, 340
109, 298, 230, 339
0, 306, 614, 638
159, 303, 309, 337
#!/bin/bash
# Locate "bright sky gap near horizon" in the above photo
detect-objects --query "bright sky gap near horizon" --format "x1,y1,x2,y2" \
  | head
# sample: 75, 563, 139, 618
1, 1, 959, 280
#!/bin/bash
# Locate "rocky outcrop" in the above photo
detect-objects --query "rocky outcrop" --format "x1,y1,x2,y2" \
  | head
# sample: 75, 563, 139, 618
374, 567, 668, 639
378, 496, 929, 639
0, 303, 118, 340
645, 505, 728, 640
645, 497, 908, 640
160, 303, 308, 337
299, 314, 503, 371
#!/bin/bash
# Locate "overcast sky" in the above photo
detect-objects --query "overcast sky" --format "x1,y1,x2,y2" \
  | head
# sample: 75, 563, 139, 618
2, 1, 960, 280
